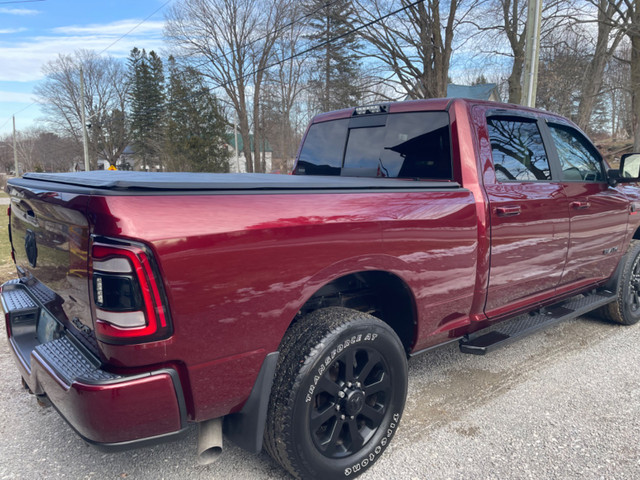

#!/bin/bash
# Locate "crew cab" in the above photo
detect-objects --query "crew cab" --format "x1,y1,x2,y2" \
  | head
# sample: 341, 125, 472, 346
2, 99, 640, 479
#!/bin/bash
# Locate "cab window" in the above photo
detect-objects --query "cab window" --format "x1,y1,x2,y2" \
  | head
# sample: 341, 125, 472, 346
487, 118, 551, 181
295, 111, 452, 179
548, 123, 604, 182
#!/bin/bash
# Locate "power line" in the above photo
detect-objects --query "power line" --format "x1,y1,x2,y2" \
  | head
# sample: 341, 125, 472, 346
0, 102, 37, 131
151, 0, 426, 116
2, 1, 173, 131
189, 0, 344, 71
98, 0, 174, 55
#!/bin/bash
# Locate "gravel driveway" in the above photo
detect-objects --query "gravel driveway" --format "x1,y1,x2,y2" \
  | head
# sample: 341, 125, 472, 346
1, 314, 638, 479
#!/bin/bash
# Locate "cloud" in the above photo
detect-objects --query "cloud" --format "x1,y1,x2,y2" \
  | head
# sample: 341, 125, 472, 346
0, 90, 37, 104
52, 19, 165, 36
0, 8, 40, 16
0, 28, 27, 34
0, 19, 165, 82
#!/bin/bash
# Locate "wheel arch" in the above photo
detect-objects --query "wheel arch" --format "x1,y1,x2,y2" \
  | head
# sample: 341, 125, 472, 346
293, 270, 418, 354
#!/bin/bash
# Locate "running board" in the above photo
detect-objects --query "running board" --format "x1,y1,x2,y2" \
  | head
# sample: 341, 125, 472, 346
459, 291, 616, 355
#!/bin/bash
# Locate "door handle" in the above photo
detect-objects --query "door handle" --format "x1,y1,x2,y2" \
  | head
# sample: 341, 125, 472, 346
496, 206, 521, 217
571, 201, 591, 210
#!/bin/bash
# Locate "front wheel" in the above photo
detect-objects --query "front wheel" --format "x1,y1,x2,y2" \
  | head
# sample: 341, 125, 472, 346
597, 240, 640, 325
264, 307, 408, 479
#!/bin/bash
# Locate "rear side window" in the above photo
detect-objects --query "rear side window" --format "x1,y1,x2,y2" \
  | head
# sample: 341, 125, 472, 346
548, 123, 604, 182
295, 119, 349, 175
487, 118, 551, 181
294, 112, 452, 179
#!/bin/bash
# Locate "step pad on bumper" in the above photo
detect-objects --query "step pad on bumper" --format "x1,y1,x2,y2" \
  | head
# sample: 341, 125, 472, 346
2, 286, 37, 311
35, 336, 122, 385
460, 291, 615, 355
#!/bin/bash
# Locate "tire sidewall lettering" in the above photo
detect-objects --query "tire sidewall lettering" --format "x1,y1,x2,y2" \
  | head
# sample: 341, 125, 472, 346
305, 331, 379, 403
342, 411, 401, 477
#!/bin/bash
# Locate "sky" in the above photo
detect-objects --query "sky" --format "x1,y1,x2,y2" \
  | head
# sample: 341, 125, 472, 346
0, 0, 170, 136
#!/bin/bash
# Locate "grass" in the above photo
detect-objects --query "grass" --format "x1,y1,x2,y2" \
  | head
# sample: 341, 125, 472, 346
0, 221, 16, 283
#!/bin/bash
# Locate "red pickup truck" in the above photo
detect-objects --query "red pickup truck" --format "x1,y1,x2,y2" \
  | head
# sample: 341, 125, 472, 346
3, 98, 640, 479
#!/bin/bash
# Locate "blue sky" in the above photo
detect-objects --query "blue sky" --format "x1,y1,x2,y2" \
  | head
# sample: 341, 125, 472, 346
0, 0, 169, 136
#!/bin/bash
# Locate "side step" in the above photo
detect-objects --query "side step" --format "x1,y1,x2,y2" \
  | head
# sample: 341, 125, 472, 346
459, 291, 615, 355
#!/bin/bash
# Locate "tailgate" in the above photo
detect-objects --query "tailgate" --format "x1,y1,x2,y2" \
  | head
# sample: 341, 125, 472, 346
7, 185, 96, 352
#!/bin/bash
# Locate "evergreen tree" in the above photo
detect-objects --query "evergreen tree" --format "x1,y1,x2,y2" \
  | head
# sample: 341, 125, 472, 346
306, 0, 363, 112
128, 48, 165, 170
165, 57, 230, 172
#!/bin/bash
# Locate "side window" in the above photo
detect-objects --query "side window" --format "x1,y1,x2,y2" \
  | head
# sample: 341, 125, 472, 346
548, 124, 604, 182
295, 119, 349, 175
343, 112, 452, 179
487, 118, 551, 181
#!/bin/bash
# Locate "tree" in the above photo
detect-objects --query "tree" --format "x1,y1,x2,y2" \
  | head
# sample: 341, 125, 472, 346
355, 0, 482, 99
164, 58, 230, 172
305, 0, 363, 111
536, 33, 590, 119
575, 0, 628, 131
165, 0, 291, 173
128, 48, 166, 170
622, 0, 640, 150
604, 47, 632, 138
466, 0, 577, 104
261, 3, 309, 170
34, 50, 130, 169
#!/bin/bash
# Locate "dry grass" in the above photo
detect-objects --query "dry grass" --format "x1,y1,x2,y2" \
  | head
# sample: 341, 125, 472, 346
0, 221, 16, 283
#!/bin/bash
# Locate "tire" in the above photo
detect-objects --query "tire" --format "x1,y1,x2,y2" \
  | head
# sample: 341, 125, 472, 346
597, 239, 640, 325
264, 307, 408, 479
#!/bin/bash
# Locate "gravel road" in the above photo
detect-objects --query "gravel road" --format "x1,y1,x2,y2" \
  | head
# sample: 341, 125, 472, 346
1, 314, 638, 479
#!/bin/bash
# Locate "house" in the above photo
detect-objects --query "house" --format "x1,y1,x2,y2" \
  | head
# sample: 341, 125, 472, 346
96, 145, 135, 170
446, 83, 502, 102
404, 83, 502, 102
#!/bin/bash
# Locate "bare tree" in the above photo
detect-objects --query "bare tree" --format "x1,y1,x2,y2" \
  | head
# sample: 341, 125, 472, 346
1, 129, 79, 173
355, 0, 482, 99
604, 46, 632, 138
622, 0, 640, 150
536, 31, 590, 118
574, 0, 628, 130
261, 3, 309, 170
165, 0, 291, 173
34, 50, 130, 169
467, 0, 575, 104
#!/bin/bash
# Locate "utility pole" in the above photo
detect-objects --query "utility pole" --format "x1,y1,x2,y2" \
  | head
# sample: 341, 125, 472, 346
234, 114, 240, 173
12, 115, 19, 176
522, 0, 543, 108
80, 66, 91, 172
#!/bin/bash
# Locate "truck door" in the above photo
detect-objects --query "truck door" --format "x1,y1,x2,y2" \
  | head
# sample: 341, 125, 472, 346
483, 115, 570, 315
543, 122, 628, 288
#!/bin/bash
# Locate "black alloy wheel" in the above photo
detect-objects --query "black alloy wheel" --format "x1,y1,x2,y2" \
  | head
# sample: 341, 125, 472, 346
264, 307, 408, 480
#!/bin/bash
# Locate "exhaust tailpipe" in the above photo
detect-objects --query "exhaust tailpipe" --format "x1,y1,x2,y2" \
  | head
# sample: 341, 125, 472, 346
197, 418, 223, 465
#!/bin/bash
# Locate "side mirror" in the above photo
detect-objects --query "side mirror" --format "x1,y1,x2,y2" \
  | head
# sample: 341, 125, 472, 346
619, 153, 640, 181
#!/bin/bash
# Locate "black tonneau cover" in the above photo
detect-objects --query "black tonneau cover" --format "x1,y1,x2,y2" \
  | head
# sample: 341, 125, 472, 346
15, 171, 460, 192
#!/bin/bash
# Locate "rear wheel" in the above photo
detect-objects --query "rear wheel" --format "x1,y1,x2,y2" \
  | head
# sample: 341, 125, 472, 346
597, 240, 640, 325
264, 307, 408, 479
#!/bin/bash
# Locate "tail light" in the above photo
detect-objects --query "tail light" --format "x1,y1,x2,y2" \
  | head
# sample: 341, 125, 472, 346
91, 237, 172, 344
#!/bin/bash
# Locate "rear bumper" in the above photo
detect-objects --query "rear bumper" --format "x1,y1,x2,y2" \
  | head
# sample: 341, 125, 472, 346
1, 280, 188, 448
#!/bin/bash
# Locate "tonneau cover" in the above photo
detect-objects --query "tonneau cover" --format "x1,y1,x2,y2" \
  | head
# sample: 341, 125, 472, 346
17, 171, 460, 191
